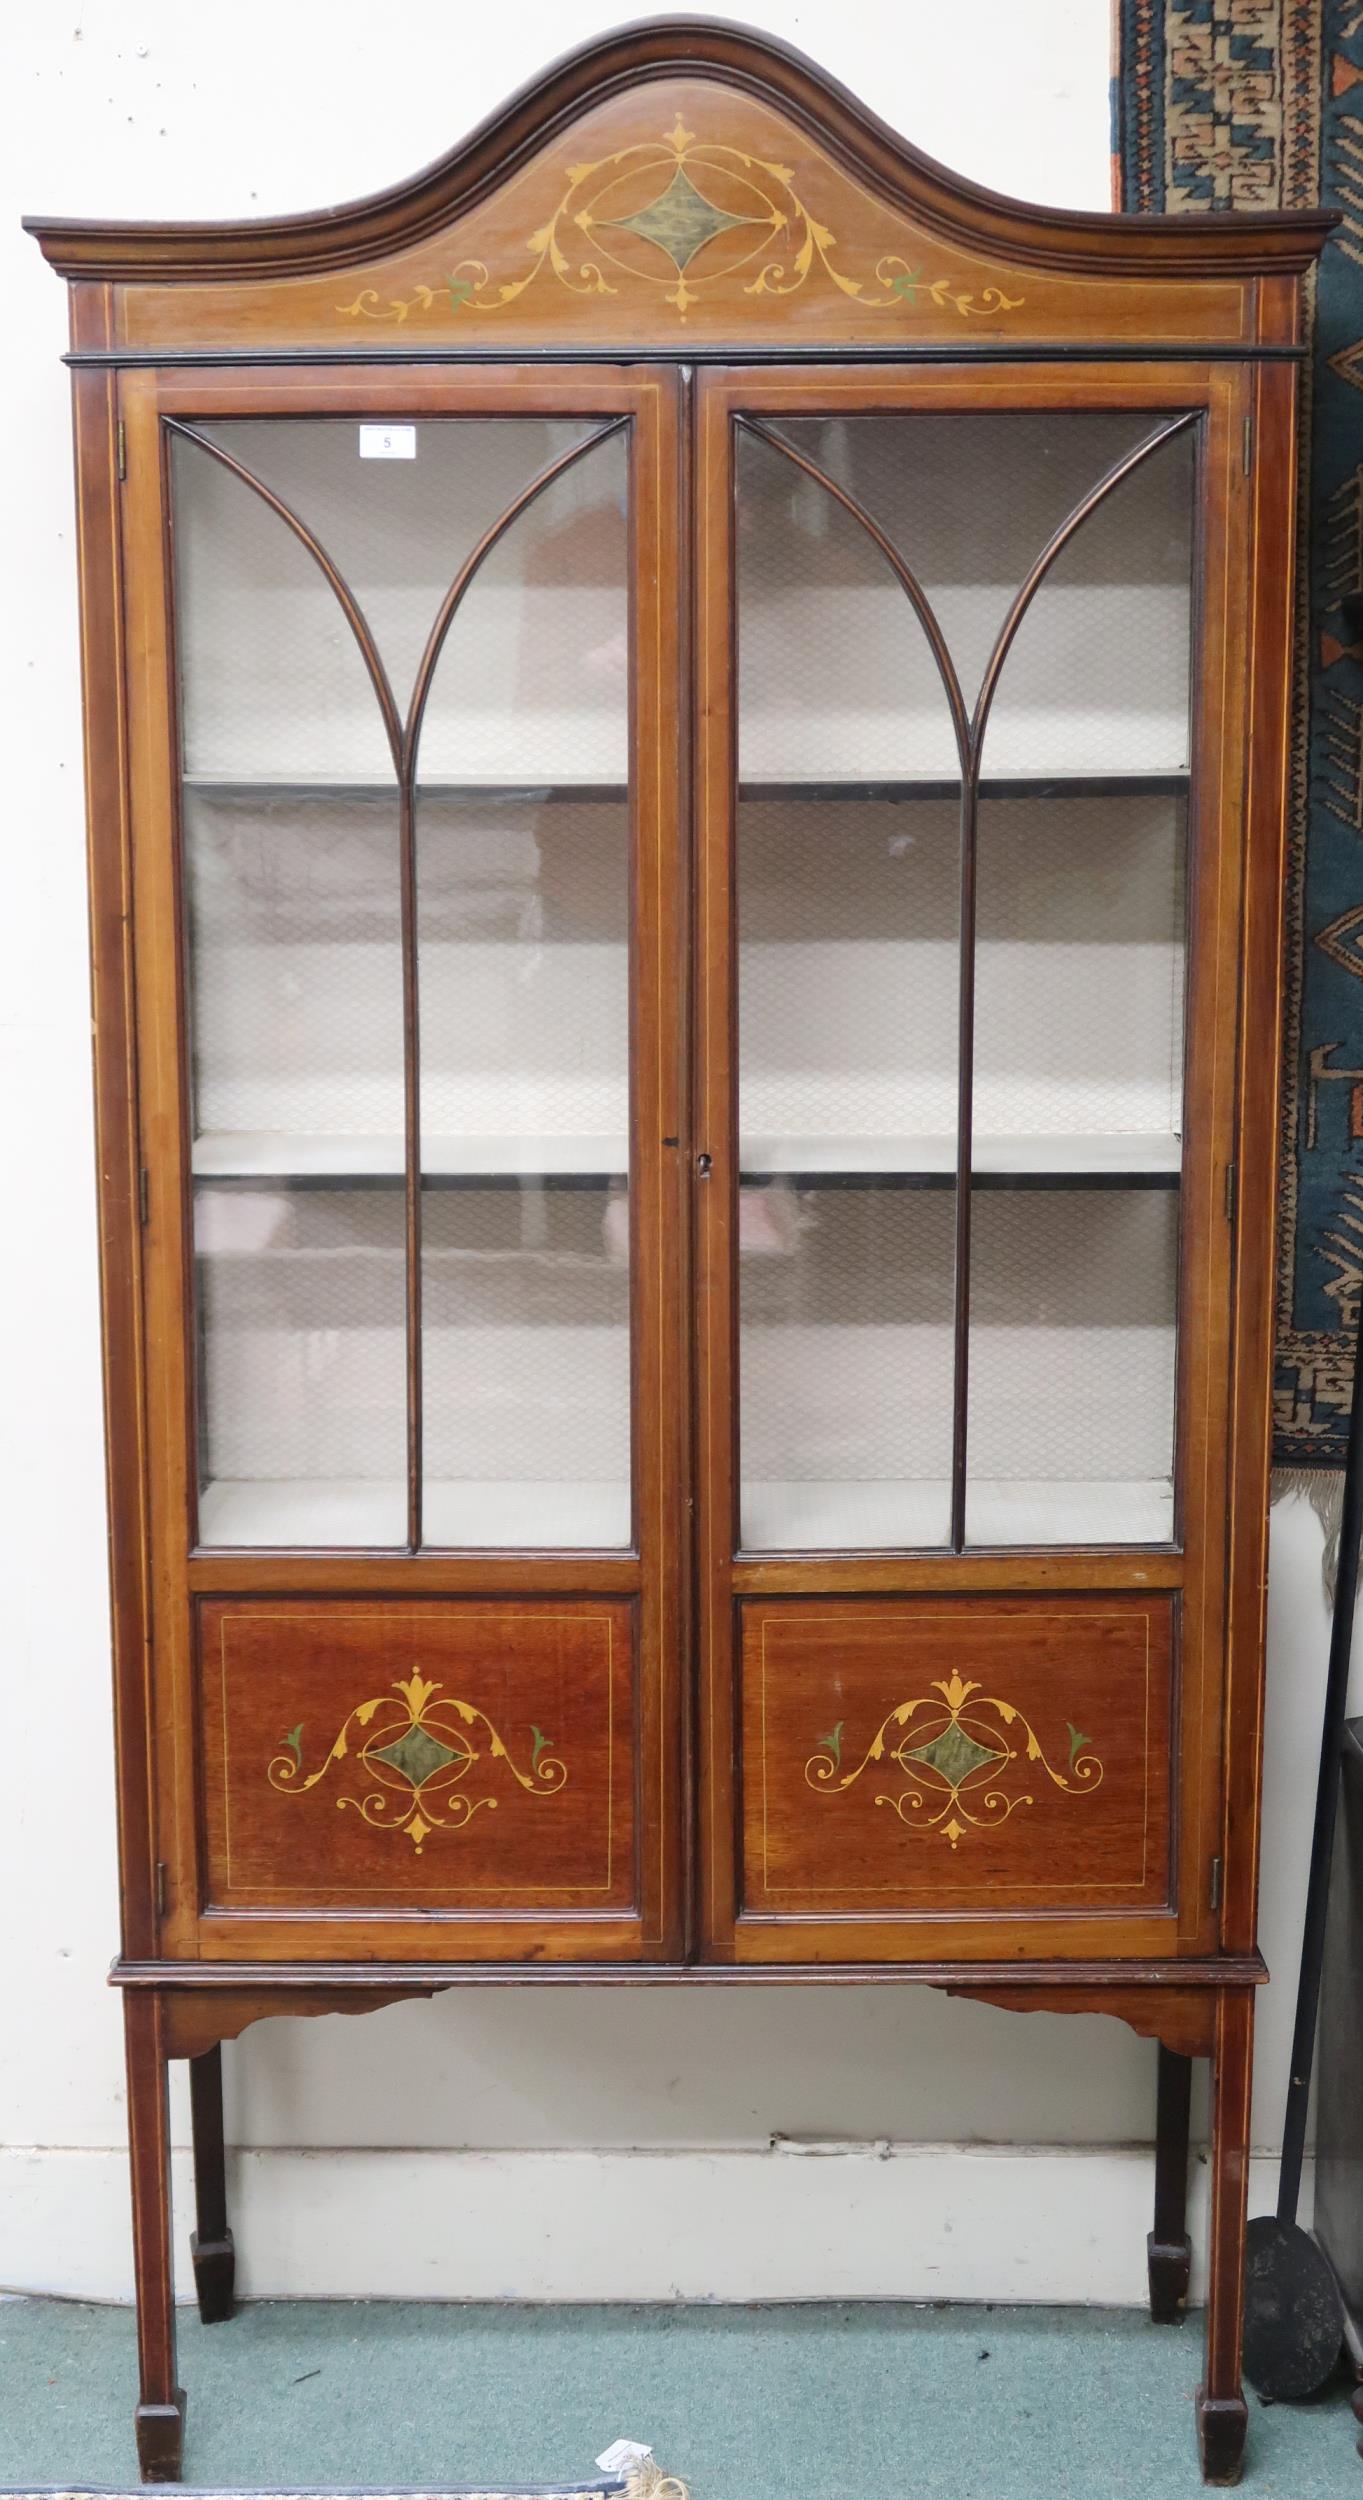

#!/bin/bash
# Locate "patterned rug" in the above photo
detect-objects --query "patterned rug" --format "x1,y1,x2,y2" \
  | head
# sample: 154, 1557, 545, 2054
0, 2477, 685, 2500
1115, 1, 1363, 1466
0, 2462, 687, 2500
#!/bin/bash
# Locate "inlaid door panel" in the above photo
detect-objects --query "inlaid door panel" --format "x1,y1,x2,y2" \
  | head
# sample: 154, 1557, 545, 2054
199, 1596, 635, 1916
739, 1595, 1173, 1919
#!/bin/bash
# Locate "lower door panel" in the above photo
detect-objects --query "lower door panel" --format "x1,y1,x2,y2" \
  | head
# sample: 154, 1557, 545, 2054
197, 1596, 637, 1925
738, 1594, 1175, 1926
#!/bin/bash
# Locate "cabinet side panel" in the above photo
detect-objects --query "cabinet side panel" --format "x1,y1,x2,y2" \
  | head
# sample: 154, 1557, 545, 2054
72, 324, 158, 1960
1169, 366, 1253, 1954
1222, 358, 1302, 1956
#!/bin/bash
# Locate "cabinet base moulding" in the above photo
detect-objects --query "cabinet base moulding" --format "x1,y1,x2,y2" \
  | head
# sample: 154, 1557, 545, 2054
111, 1958, 1265, 2062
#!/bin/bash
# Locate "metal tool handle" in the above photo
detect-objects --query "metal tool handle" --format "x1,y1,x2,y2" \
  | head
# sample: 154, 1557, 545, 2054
1277, 1298, 1363, 2225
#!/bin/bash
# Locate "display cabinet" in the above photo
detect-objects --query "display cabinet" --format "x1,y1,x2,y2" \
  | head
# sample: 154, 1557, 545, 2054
26, 21, 1330, 2483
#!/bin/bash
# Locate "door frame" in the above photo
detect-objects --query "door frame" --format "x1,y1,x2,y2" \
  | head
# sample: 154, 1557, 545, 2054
115, 361, 689, 1964
690, 359, 1265, 1965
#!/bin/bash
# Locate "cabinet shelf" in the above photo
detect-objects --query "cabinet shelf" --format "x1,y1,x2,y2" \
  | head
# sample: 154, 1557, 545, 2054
191, 1130, 1183, 1190
197, 1476, 633, 1551
740, 1476, 1175, 1551
184, 771, 1190, 806
191, 1133, 629, 1185
741, 1132, 1182, 1188
183, 778, 630, 805
741, 773, 1190, 803
195, 1472, 1174, 1552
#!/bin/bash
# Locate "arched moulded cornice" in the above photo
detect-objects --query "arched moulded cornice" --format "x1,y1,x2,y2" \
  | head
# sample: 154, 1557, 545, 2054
25, 17, 1332, 355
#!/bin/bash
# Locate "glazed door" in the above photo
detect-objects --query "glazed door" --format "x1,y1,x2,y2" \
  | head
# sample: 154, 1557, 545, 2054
121, 366, 686, 1962
693, 364, 1253, 1963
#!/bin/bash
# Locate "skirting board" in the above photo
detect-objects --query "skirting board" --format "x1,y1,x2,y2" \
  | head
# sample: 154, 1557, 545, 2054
0, 2146, 1310, 2308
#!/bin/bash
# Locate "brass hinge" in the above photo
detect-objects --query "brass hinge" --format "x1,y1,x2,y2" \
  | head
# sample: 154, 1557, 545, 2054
116, 419, 127, 482
1242, 413, 1253, 475
1224, 1161, 1237, 1224
155, 1860, 168, 1919
138, 1165, 150, 1225
1209, 1854, 1223, 1913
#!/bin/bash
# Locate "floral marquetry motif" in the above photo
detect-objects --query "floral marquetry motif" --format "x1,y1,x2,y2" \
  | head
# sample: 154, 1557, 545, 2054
742, 1598, 1172, 1914
337, 113, 1026, 326
200, 1598, 633, 1915
805, 1671, 1104, 1850
267, 1670, 568, 1855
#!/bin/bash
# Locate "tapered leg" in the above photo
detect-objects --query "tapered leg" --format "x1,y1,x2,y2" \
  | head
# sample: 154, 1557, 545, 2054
124, 1993, 186, 2482
1148, 2042, 1194, 2321
189, 2044, 236, 2323
1197, 1988, 1254, 2485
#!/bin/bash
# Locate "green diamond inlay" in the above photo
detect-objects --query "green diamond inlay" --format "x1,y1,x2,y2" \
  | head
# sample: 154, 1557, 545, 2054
369, 1723, 465, 1788
904, 1720, 1006, 1789
604, 168, 757, 272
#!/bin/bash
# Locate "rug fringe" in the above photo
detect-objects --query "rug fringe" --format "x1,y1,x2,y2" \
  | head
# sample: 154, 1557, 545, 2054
623, 2465, 690, 2500
1271, 1465, 1346, 1601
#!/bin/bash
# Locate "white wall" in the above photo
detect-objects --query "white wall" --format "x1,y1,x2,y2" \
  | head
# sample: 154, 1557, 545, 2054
0, 0, 1347, 2305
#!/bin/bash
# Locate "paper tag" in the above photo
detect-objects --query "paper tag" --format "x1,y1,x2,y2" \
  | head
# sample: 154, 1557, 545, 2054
595, 2439, 653, 2474
359, 424, 416, 460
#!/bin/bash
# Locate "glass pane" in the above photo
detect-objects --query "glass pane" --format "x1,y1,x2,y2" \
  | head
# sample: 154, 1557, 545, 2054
983, 422, 1194, 775
966, 1193, 1180, 1546
735, 423, 962, 1550
734, 408, 1195, 1554
737, 420, 965, 784
181, 416, 600, 731
967, 431, 1193, 1545
417, 431, 632, 1547
172, 414, 631, 1550
747, 411, 1163, 779
173, 425, 408, 1547
194, 1185, 407, 1548
741, 1188, 955, 1549
423, 1187, 630, 1549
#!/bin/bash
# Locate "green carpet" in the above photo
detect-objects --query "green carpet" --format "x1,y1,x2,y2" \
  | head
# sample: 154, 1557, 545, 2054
0, 2299, 1359, 2495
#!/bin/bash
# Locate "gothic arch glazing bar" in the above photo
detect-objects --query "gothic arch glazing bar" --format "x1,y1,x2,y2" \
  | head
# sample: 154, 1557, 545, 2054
726, 395, 1200, 1557
951, 409, 1200, 1549
169, 406, 635, 1554
737, 418, 972, 775
166, 421, 405, 770
399, 415, 629, 1549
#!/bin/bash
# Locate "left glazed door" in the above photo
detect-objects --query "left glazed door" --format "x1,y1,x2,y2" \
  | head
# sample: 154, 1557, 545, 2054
119, 367, 686, 1963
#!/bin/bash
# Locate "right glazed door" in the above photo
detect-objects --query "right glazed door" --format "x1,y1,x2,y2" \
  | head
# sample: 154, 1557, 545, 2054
692, 364, 1253, 1963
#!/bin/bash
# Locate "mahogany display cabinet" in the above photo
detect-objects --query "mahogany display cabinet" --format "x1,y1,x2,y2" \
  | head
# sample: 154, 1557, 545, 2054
26, 20, 1331, 2483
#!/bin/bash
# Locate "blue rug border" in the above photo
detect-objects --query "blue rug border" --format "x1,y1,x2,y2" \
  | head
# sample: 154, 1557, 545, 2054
1113, 2, 1363, 1467
0, 2485, 629, 2497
